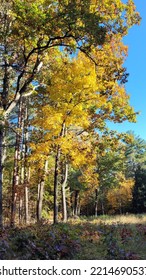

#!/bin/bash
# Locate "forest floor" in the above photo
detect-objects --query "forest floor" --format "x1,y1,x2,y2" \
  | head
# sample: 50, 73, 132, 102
0, 214, 146, 260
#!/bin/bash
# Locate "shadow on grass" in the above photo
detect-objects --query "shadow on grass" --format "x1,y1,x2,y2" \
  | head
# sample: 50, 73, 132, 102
0, 215, 146, 260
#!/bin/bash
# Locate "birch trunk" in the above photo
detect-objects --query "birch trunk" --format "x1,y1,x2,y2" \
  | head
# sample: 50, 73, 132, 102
53, 147, 60, 224
37, 180, 44, 222
61, 163, 68, 222
53, 122, 66, 224
11, 98, 23, 226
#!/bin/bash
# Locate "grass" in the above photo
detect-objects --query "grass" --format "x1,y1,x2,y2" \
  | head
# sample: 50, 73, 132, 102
92, 214, 146, 224
0, 214, 146, 260
69, 215, 146, 259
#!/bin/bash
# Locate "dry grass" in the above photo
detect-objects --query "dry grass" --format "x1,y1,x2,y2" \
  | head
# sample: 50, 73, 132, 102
92, 214, 146, 225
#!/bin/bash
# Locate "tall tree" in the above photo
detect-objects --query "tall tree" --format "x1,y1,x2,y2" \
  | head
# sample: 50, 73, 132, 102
0, 0, 140, 226
132, 167, 146, 213
30, 47, 139, 222
125, 133, 146, 213
125, 132, 146, 177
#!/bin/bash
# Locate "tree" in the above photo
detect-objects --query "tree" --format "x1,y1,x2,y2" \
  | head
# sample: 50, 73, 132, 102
125, 132, 146, 178
107, 174, 134, 214
36, 160, 48, 222
0, 0, 140, 226
30, 52, 99, 223
132, 167, 146, 213
124, 133, 146, 213
30, 47, 139, 222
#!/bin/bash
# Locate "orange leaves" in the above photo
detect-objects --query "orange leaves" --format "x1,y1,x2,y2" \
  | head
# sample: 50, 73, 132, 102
107, 176, 134, 211
125, 0, 141, 26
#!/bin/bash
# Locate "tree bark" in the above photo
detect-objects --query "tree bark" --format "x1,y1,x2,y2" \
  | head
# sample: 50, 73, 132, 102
0, 128, 4, 228
24, 180, 29, 224
53, 121, 66, 224
23, 101, 29, 224
61, 162, 68, 222
37, 180, 44, 222
74, 190, 79, 216
37, 160, 48, 222
53, 147, 61, 224
70, 192, 74, 216
19, 197, 23, 224
11, 98, 23, 226
95, 188, 98, 217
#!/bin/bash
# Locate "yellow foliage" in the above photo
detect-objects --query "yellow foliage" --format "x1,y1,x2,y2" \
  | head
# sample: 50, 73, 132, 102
30, 29, 137, 173
107, 176, 134, 211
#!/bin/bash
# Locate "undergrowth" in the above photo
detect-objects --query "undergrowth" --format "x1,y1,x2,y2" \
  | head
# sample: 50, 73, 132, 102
0, 214, 146, 260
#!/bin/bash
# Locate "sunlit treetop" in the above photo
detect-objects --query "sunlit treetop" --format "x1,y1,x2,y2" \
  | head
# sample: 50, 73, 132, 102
2, 0, 140, 52
0, 0, 140, 115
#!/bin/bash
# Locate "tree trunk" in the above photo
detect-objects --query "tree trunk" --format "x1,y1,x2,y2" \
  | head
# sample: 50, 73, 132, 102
23, 101, 29, 224
74, 190, 79, 216
53, 147, 61, 224
70, 192, 74, 216
95, 188, 98, 217
24, 181, 29, 223
0, 129, 4, 228
37, 180, 44, 222
101, 199, 105, 215
19, 197, 23, 224
61, 162, 68, 222
0, 41, 10, 227
11, 99, 23, 226
53, 121, 66, 224
77, 200, 80, 216
36, 160, 48, 222
0, 117, 8, 228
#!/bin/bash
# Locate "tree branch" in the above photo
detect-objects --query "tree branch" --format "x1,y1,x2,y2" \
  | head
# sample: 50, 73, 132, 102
5, 86, 38, 117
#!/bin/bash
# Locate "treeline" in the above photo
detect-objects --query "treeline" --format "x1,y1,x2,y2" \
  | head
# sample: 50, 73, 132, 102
0, 0, 141, 226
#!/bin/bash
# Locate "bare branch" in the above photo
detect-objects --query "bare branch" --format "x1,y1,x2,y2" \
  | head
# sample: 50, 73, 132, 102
5, 86, 37, 117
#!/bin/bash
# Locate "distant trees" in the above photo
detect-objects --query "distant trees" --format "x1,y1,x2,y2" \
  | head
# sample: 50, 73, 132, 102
125, 133, 146, 213
132, 167, 146, 213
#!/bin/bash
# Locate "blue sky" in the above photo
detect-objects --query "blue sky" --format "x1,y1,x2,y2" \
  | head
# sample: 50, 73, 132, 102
108, 0, 146, 140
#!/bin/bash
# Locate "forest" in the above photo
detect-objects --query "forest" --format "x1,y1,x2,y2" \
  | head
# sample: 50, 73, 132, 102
0, 0, 146, 260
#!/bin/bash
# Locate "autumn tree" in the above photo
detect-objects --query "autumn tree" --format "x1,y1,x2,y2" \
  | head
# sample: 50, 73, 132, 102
30, 52, 99, 223
0, 0, 140, 226
107, 174, 134, 214
30, 45, 139, 223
